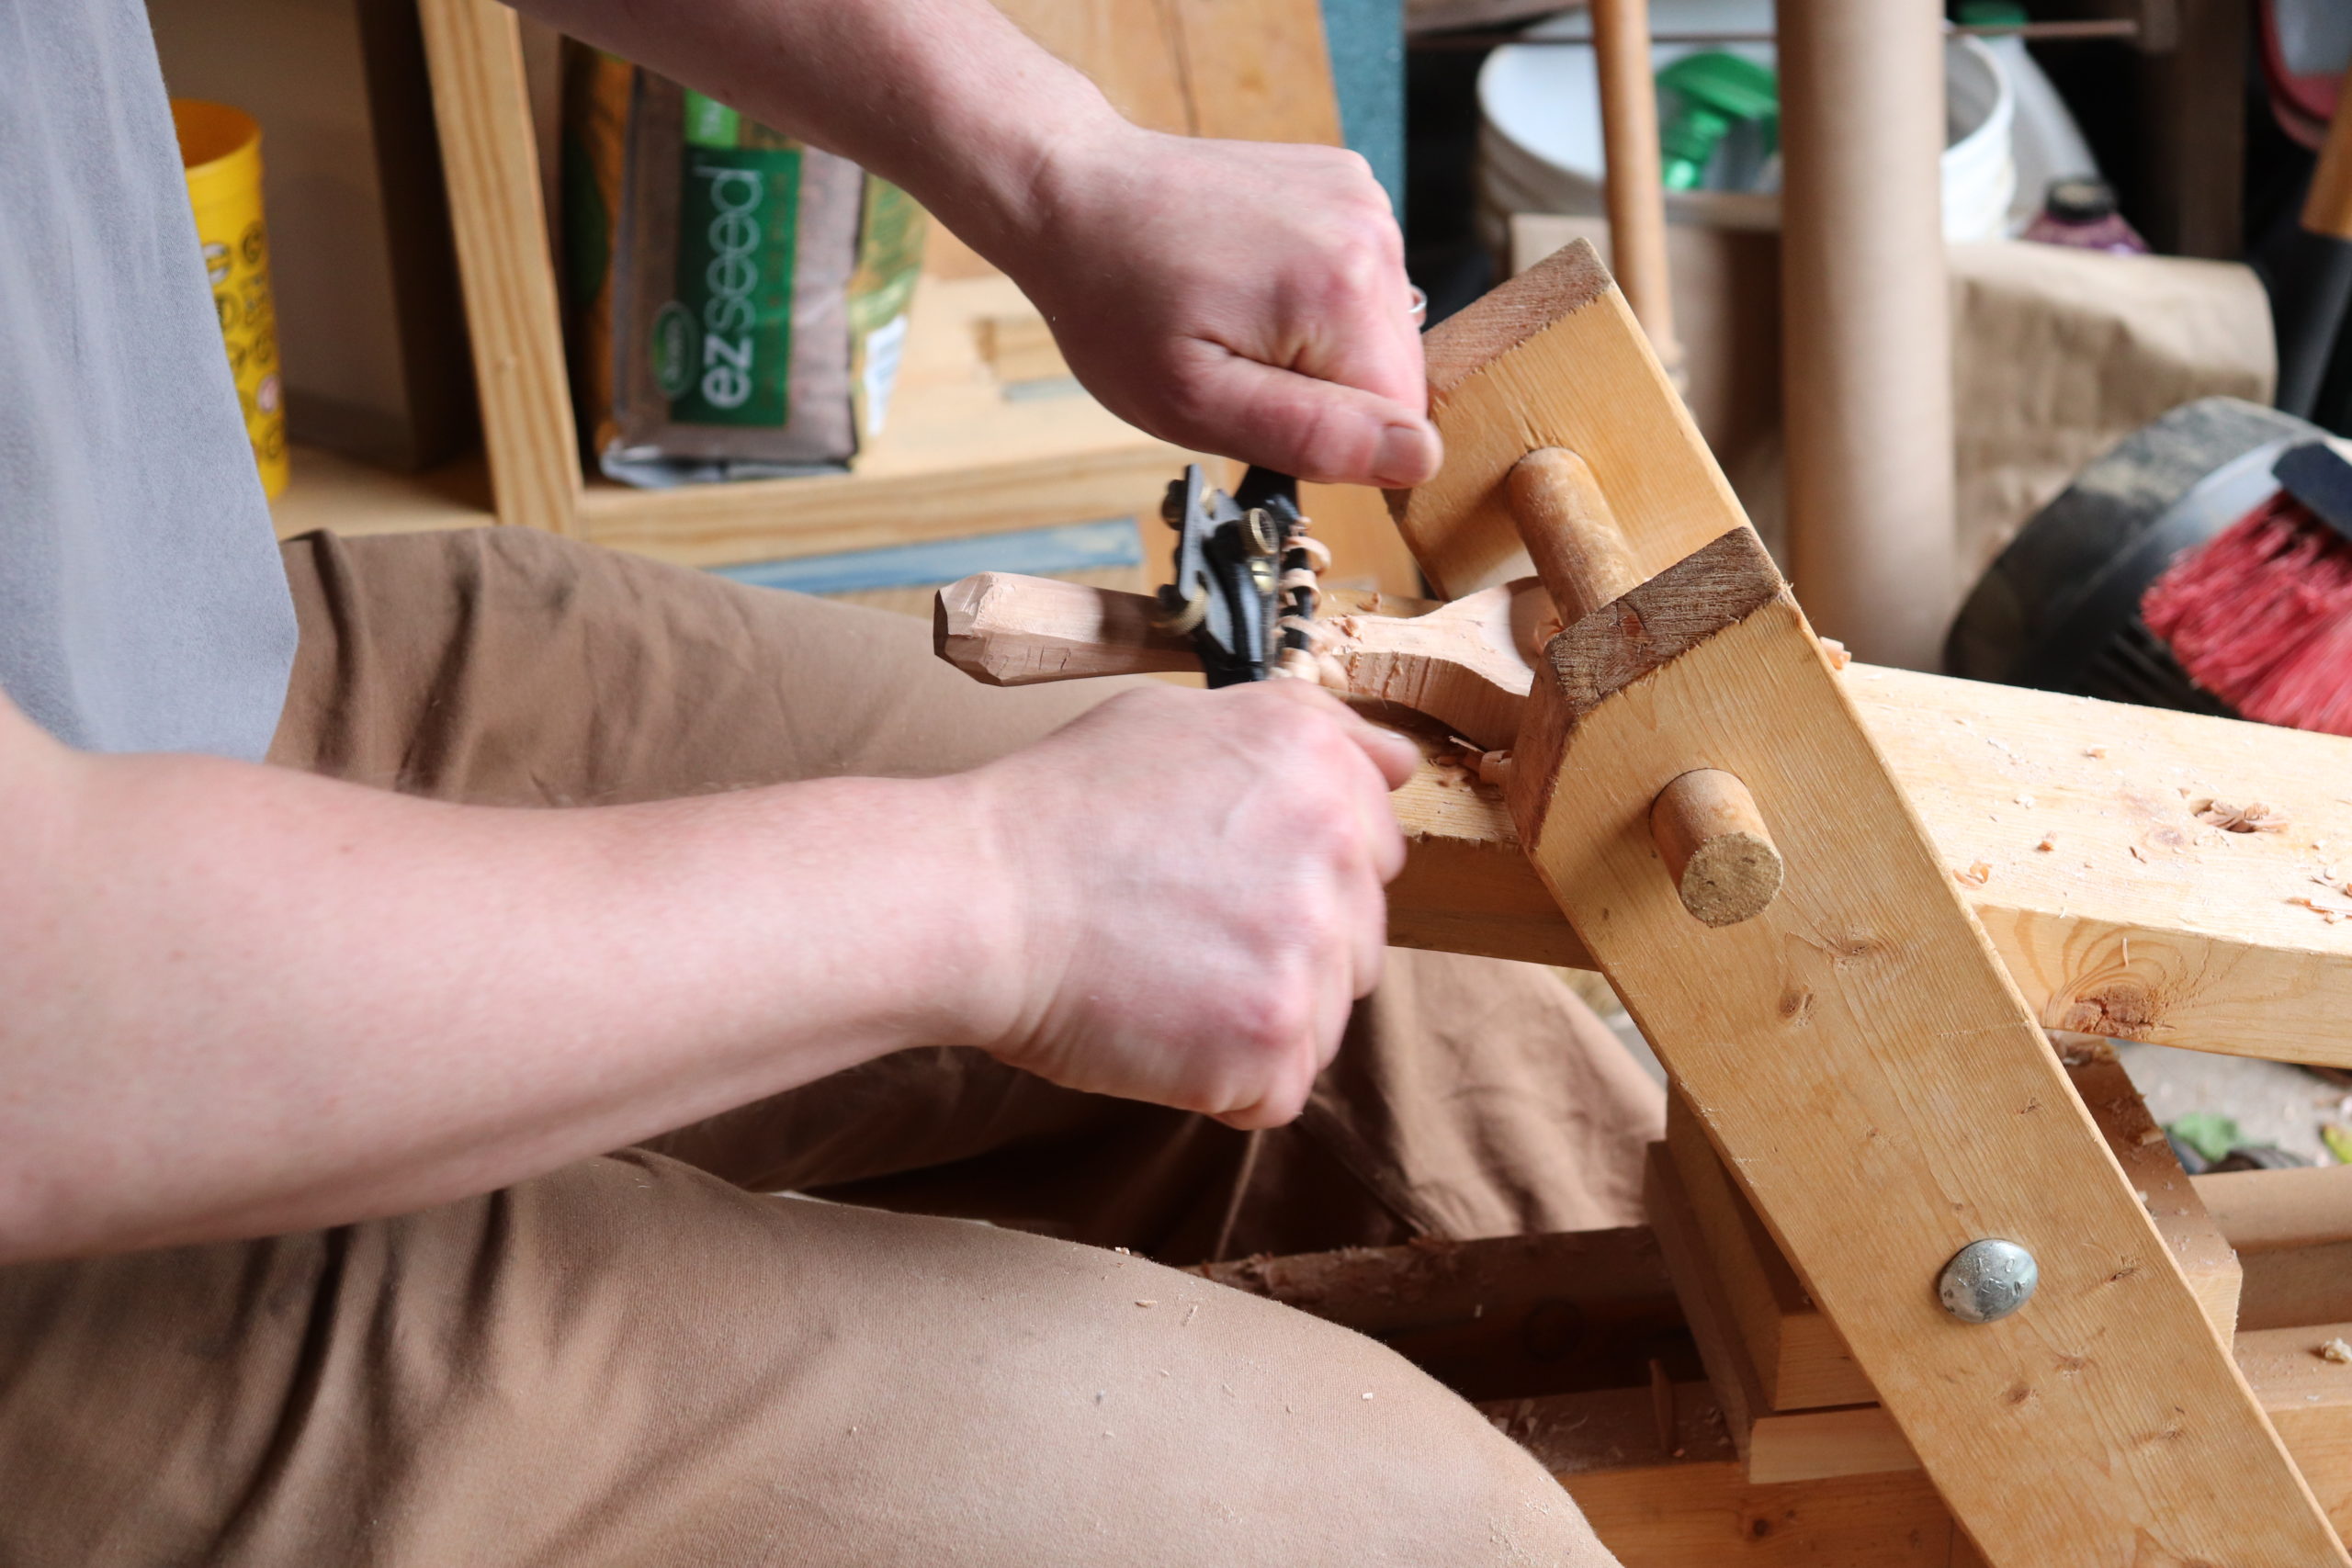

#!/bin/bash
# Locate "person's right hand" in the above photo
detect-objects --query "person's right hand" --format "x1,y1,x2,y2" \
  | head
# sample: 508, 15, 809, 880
955, 681, 1418, 1129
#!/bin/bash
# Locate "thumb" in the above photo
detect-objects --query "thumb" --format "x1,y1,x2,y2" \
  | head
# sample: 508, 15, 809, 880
1155, 348, 1442, 489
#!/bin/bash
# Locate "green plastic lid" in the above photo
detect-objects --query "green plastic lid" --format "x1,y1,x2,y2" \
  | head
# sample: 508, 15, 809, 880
1957, 1, 2030, 28
1655, 52, 1777, 191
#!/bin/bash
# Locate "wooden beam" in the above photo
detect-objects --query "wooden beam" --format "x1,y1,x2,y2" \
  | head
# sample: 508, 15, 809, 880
1424, 244, 2342, 1564
414, 0, 582, 536
1379, 660, 2352, 1066
1729, 1325, 2352, 1518
2199, 1167, 2352, 1333
1662, 1098, 1872, 1412
1643, 1145, 1765, 1457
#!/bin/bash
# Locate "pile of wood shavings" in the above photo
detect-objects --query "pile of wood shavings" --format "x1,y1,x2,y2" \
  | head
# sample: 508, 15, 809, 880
2292, 870, 2352, 925
2195, 799, 2290, 833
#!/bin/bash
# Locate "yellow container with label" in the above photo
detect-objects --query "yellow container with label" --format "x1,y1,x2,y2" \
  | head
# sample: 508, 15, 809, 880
171, 99, 288, 499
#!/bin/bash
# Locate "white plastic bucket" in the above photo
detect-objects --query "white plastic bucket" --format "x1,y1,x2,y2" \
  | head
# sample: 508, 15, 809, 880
1476, 12, 2017, 249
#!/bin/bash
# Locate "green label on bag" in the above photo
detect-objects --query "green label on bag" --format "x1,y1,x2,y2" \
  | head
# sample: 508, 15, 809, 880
668, 140, 799, 425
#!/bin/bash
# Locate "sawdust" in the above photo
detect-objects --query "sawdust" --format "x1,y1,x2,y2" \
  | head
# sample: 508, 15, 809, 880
1819, 637, 1850, 670
2196, 800, 2290, 832
2036, 834, 2057, 852
1954, 862, 1992, 888
2322, 1338, 2352, 1364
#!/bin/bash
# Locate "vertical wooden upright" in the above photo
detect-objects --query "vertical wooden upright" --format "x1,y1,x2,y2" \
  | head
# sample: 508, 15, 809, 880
414, 0, 587, 536
1777, 0, 1953, 670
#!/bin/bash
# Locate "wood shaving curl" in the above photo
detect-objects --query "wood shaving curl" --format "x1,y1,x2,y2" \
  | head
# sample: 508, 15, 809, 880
1954, 862, 1992, 888
2196, 800, 2290, 833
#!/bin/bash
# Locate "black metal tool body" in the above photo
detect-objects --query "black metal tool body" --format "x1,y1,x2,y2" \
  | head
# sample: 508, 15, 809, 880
1157, 464, 1311, 687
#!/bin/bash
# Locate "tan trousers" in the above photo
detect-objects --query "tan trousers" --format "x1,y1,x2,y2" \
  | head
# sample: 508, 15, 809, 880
0, 528, 1662, 1566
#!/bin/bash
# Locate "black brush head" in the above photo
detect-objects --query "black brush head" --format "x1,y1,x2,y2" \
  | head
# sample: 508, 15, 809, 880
1945, 397, 2327, 712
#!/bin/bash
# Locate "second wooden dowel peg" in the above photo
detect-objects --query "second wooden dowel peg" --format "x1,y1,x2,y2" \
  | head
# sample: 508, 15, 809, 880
1650, 769, 1784, 927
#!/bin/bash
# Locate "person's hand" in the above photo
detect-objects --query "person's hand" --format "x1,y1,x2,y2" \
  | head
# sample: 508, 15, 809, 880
955, 681, 1418, 1129
1004, 122, 1442, 489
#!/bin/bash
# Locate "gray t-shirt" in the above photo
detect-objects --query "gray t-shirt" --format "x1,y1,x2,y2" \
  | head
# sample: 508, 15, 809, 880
0, 0, 300, 758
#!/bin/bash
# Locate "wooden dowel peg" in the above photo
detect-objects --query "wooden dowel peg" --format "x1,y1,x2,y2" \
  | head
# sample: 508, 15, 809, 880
1507, 448, 1645, 625
1650, 769, 1783, 927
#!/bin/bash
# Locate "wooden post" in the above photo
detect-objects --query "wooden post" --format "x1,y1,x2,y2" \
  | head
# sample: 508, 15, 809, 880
1777, 0, 1953, 670
1589, 0, 1680, 372
414, 0, 584, 536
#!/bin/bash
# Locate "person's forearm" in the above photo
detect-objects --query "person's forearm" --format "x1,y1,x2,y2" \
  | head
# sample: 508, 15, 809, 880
0, 723, 1010, 1261
511, 0, 1117, 265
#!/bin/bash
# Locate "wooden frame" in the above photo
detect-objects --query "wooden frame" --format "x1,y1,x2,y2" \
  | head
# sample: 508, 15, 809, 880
934, 243, 2352, 1562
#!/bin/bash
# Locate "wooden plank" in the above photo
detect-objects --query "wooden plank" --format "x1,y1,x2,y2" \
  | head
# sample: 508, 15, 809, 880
2062, 1041, 2241, 1336
1746, 1405, 1921, 1488
1842, 664, 2352, 1065
1734, 1325, 2352, 1533
991, 0, 1193, 135
1376, 663, 2352, 1067
1164, 0, 1346, 145
2198, 1168, 2352, 1333
2239, 1320, 2352, 1534
1663, 1098, 1873, 1413
1469, 254, 2341, 1562
1564, 1456, 1972, 1567
1645, 1145, 1764, 1458
414, 0, 582, 536
1386, 754, 1596, 966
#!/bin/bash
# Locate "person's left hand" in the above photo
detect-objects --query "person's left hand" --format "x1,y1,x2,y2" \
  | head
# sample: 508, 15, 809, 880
1001, 121, 1441, 490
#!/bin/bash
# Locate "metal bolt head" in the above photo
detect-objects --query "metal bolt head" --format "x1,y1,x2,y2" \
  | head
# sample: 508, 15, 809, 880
1938, 1239, 2038, 1325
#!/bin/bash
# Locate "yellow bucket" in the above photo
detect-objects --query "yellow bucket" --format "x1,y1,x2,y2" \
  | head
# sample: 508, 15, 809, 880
171, 99, 288, 499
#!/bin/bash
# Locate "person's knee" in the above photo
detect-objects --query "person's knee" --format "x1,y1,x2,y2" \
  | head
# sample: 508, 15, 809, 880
778, 1201, 1618, 1566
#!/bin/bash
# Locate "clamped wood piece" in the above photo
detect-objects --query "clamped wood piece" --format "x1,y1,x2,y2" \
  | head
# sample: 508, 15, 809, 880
1394, 239, 2346, 1567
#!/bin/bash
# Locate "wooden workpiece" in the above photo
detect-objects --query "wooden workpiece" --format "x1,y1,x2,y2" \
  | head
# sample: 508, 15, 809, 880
1405, 241, 2344, 1565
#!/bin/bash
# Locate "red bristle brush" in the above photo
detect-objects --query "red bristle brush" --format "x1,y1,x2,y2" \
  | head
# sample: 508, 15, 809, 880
2141, 442, 2352, 737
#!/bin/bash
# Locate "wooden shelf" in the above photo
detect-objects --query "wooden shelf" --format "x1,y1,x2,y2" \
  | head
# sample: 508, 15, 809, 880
265, 273, 1188, 566
268, 443, 494, 539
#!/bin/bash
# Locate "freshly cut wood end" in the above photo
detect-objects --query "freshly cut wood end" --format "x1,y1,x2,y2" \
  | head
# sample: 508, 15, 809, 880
1650, 768, 1784, 927
1679, 831, 1784, 927
1419, 238, 1614, 401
